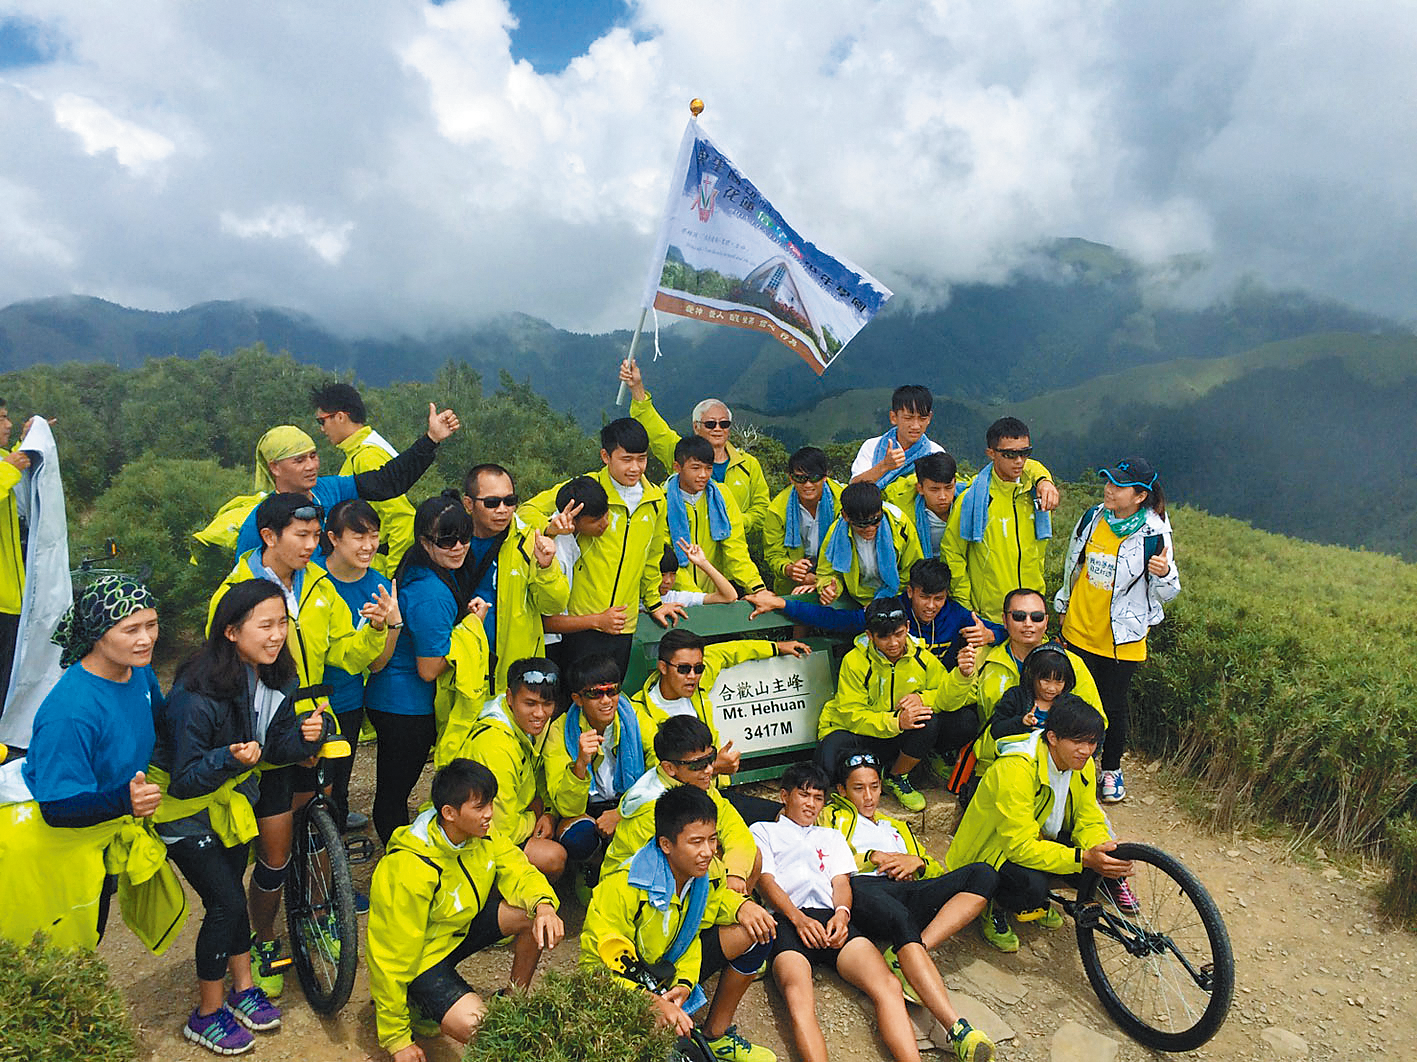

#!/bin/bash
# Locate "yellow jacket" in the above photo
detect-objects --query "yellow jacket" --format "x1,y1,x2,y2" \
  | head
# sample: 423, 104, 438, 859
0, 456, 23, 614
482, 516, 571, 693
432, 615, 491, 753
762, 479, 845, 594
520, 468, 667, 635
367, 807, 558, 1053
814, 502, 924, 606
940, 460, 1054, 620
602, 767, 756, 881
631, 391, 771, 535
444, 695, 545, 847
944, 729, 1112, 875
817, 632, 968, 741
541, 701, 658, 818
336, 425, 417, 576
190, 492, 266, 565
667, 485, 763, 594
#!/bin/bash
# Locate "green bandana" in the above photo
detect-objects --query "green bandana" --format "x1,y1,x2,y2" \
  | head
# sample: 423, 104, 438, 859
53, 575, 158, 669
1102, 507, 1148, 539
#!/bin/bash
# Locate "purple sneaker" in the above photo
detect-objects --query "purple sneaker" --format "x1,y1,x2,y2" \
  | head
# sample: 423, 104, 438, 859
184, 1006, 254, 1055
227, 985, 282, 1031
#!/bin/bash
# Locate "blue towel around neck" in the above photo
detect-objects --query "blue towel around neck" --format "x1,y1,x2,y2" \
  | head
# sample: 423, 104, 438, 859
782, 482, 836, 551
822, 512, 901, 597
871, 428, 935, 489
665, 474, 733, 566
957, 465, 1052, 543
561, 694, 645, 797
627, 840, 710, 1012
913, 493, 936, 554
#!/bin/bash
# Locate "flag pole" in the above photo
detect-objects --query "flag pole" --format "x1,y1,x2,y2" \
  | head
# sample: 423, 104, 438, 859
616, 97, 705, 407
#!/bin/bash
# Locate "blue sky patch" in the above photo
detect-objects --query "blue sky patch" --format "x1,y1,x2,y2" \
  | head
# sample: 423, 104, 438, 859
0, 16, 62, 69
504, 0, 625, 73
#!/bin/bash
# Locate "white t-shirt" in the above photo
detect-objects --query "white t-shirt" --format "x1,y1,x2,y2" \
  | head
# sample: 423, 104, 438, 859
542, 534, 582, 646
850, 435, 946, 481
588, 719, 620, 802
662, 589, 708, 607
922, 506, 949, 555
1043, 750, 1072, 841
852, 531, 882, 587
846, 814, 909, 875
750, 817, 857, 911
798, 504, 821, 558
648, 682, 697, 721
612, 478, 645, 513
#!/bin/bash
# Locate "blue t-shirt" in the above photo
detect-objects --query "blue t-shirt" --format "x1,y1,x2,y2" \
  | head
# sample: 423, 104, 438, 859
465, 534, 499, 651
323, 565, 392, 716
234, 476, 360, 557
712, 459, 728, 483
23, 664, 164, 802
364, 565, 457, 717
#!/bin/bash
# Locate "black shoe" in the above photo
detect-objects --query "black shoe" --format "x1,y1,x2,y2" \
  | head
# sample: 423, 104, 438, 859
342, 810, 370, 833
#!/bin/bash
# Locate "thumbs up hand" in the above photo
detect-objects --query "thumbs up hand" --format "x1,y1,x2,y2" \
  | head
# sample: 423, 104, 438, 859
301, 701, 327, 743
1147, 546, 1171, 577
962, 611, 992, 647
129, 770, 161, 818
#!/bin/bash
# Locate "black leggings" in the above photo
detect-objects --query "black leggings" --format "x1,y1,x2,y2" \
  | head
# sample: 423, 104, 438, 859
327, 707, 365, 830
851, 863, 998, 949
816, 709, 977, 777
168, 837, 252, 982
1068, 647, 1141, 771
366, 709, 436, 845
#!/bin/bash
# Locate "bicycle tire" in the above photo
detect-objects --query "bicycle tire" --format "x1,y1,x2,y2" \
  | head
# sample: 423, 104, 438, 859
285, 800, 359, 1014
1074, 841, 1234, 1052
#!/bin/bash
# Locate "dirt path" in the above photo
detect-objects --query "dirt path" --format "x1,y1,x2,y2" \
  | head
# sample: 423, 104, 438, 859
100, 756, 1414, 1062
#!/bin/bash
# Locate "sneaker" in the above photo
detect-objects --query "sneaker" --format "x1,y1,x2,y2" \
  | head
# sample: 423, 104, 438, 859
1099, 768, 1125, 804
574, 860, 598, 907
1101, 877, 1141, 915
704, 1024, 776, 1061
884, 772, 926, 812
314, 915, 343, 961
184, 1007, 254, 1055
226, 986, 281, 1032
947, 1018, 996, 1062
354, 890, 370, 915
882, 946, 922, 1004
343, 810, 370, 832
979, 902, 1018, 953
924, 752, 954, 782
250, 937, 288, 999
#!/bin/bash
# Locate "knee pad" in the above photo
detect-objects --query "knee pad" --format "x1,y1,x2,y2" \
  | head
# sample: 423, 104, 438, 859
251, 858, 290, 893
559, 817, 601, 862
728, 939, 772, 977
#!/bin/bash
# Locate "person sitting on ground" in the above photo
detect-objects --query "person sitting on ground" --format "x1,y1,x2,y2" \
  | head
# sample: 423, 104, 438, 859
763, 446, 844, 594
945, 695, 1134, 954
619, 358, 771, 537
749, 763, 927, 1062
225, 400, 460, 559
310, 381, 418, 575
814, 482, 924, 607
602, 716, 760, 894
815, 598, 969, 813
368, 759, 563, 1062
630, 627, 810, 823
822, 749, 998, 1061
663, 435, 769, 601
657, 541, 739, 608
459, 462, 569, 693
445, 657, 567, 881
849, 385, 945, 490
542, 652, 658, 900
582, 784, 779, 1062
941, 416, 1059, 620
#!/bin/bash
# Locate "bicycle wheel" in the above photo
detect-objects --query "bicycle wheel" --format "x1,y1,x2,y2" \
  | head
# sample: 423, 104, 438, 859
285, 799, 359, 1014
1074, 842, 1234, 1052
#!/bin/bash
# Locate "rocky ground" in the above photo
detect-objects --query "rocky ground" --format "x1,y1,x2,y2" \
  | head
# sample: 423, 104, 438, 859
100, 755, 1414, 1062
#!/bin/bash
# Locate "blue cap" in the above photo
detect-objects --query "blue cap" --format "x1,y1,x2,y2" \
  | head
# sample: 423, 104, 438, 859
1097, 458, 1157, 490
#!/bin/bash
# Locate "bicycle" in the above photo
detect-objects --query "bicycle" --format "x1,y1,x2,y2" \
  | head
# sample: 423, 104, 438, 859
284, 768, 360, 1014
1051, 841, 1234, 1052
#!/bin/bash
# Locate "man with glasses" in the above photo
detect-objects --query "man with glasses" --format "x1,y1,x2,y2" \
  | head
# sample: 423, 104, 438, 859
814, 482, 924, 607
309, 381, 418, 575
618, 359, 771, 537
763, 446, 844, 595
941, 416, 1060, 620
459, 464, 569, 694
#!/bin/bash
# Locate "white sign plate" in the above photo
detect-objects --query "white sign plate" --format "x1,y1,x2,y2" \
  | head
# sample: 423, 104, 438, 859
711, 652, 831, 755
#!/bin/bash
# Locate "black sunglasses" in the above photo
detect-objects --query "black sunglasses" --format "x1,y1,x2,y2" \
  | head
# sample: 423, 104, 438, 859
790, 472, 825, 484
474, 494, 519, 509
1007, 610, 1047, 623
995, 446, 1033, 460
578, 683, 621, 700
669, 749, 717, 771
848, 512, 883, 528
430, 530, 472, 549
842, 752, 882, 772
699, 418, 732, 430
290, 503, 324, 523
670, 662, 707, 675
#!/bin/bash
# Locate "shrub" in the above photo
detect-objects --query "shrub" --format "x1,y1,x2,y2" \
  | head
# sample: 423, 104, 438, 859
0, 934, 137, 1062
461, 966, 676, 1062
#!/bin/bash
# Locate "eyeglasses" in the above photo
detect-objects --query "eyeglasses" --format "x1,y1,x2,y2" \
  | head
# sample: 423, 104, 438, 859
314, 413, 336, 427
994, 446, 1033, 460
790, 472, 826, 484
579, 683, 620, 700
670, 662, 707, 675
1007, 610, 1048, 623
669, 749, 717, 771
429, 531, 472, 549
848, 513, 883, 528
520, 669, 558, 685
699, 419, 732, 430
474, 494, 519, 509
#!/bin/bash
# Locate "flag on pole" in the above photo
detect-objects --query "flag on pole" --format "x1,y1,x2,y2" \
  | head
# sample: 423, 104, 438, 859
640, 118, 892, 375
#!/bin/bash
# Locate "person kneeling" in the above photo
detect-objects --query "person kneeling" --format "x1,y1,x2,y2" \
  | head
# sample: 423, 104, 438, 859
367, 759, 563, 1062
583, 784, 779, 1061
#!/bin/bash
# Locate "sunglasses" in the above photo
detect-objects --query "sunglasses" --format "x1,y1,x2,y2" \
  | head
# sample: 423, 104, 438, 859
699, 419, 732, 430
1008, 610, 1048, 623
842, 752, 882, 772
579, 683, 621, 700
669, 749, 717, 771
291, 504, 324, 522
314, 413, 337, 427
474, 494, 519, 509
848, 513, 883, 528
520, 669, 559, 685
670, 662, 707, 675
994, 446, 1033, 460
429, 531, 472, 549
790, 472, 826, 484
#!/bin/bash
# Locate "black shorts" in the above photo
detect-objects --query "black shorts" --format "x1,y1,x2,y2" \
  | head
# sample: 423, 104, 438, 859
770, 908, 863, 967
699, 925, 726, 978
406, 886, 506, 1023
251, 763, 322, 819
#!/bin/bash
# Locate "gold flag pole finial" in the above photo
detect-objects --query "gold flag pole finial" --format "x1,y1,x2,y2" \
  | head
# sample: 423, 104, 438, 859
689, 98, 705, 118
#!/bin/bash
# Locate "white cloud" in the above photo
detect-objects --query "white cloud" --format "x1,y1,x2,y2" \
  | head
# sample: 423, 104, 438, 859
0, 0, 1411, 335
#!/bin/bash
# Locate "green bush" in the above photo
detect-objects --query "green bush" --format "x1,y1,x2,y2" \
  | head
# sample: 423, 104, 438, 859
0, 935, 137, 1062
1381, 814, 1417, 922
461, 966, 675, 1062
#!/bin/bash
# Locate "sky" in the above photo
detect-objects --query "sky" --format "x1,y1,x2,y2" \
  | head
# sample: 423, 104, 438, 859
0, 0, 1413, 336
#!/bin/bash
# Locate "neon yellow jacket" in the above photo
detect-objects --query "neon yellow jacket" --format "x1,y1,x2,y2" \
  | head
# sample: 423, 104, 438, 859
940, 460, 1054, 620
580, 856, 745, 991
628, 639, 778, 775
336, 425, 417, 576
483, 516, 571, 693
818, 792, 945, 878
520, 468, 667, 635
668, 486, 763, 594
602, 767, 756, 881
944, 730, 1112, 875
367, 807, 558, 1053
763, 479, 845, 594
631, 391, 771, 536
881, 461, 1048, 528
541, 703, 659, 818
432, 615, 491, 752
817, 632, 968, 740
814, 502, 925, 605
0, 456, 23, 614
447, 695, 545, 847
190, 492, 266, 565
